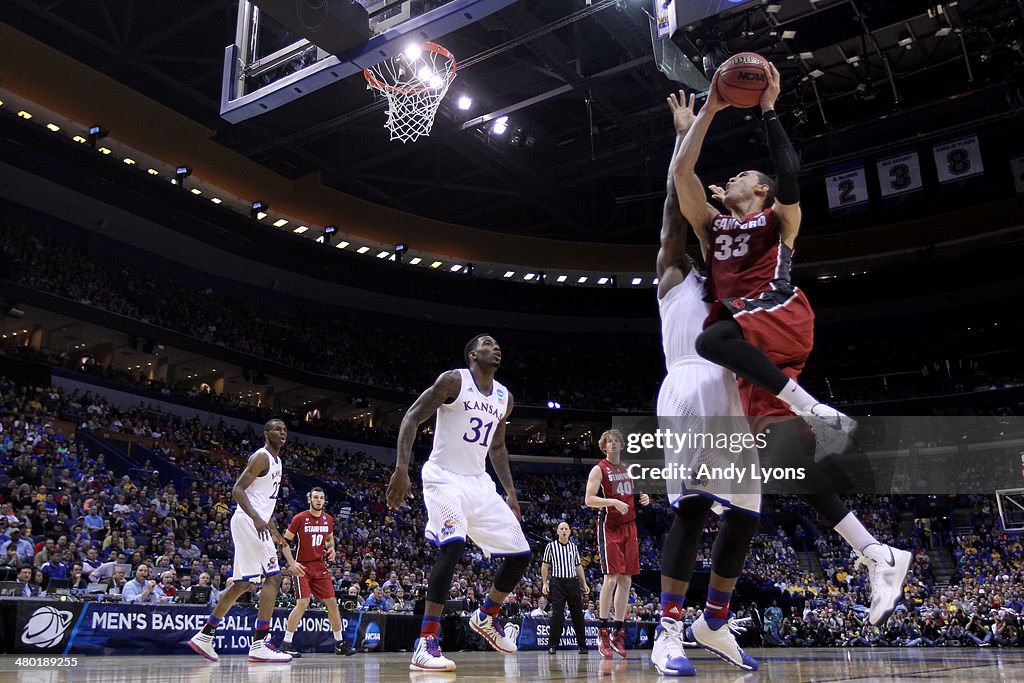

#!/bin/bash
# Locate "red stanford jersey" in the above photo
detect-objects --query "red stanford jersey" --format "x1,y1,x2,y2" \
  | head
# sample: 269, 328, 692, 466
287, 511, 333, 565
597, 459, 636, 526
708, 207, 791, 300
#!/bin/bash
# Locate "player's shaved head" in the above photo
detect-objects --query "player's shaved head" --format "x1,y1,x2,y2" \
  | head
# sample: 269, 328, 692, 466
264, 418, 285, 432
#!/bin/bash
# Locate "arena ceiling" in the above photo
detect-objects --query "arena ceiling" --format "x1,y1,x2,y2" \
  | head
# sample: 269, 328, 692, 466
1, 0, 1022, 244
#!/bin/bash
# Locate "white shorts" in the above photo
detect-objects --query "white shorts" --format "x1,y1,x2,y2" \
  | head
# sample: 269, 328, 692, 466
229, 510, 281, 584
657, 359, 761, 516
421, 460, 531, 557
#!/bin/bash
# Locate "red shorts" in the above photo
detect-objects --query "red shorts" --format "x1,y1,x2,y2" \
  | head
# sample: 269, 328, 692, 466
708, 286, 814, 433
598, 520, 640, 576
296, 562, 335, 601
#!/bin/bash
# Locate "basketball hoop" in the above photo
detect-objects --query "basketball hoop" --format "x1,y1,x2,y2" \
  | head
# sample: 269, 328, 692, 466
364, 42, 457, 143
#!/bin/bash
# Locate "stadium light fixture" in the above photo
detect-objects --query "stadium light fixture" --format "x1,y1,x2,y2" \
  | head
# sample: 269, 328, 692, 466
46, 123, 61, 132
409, 257, 422, 265
293, 225, 309, 234
492, 116, 509, 135
273, 218, 288, 227
457, 95, 472, 110
556, 275, 567, 283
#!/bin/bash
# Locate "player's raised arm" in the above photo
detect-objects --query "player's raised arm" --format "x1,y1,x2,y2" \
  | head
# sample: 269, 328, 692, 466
669, 78, 730, 258
233, 451, 271, 538
584, 466, 628, 515
658, 92, 696, 292
487, 392, 519, 519
387, 370, 462, 509
760, 63, 802, 248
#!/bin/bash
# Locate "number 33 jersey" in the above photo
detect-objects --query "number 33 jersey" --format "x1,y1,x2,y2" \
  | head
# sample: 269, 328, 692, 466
598, 459, 636, 526
707, 206, 791, 301
428, 368, 510, 476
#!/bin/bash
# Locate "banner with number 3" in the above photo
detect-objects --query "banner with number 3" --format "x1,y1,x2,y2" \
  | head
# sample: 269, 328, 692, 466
933, 136, 984, 183
877, 151, 923, 197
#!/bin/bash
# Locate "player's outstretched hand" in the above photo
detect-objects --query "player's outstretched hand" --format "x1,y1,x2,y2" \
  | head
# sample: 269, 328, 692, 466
760, 62, 781, 112
289, 562, 307, 578
612, 500, 629, 515
386, 467, 412, 510
639, 493, 651, 507
705, 71, 731, 114
708, 184, 726, 205
505, 492, 522, 520
667, 90, 697, 134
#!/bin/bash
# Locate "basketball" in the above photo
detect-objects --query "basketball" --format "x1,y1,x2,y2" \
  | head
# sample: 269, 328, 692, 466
715, 52, 770, 108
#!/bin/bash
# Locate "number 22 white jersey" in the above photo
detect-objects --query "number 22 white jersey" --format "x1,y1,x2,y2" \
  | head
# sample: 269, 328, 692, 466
428, 368, 510, 476
239, 446, 282, 523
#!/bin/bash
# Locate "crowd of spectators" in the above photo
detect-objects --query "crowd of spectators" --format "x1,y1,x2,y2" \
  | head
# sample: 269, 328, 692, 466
1, 376, 1022, 648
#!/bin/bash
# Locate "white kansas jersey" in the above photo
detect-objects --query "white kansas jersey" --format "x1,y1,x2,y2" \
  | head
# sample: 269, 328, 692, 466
240, 446, 282, 523
659, 269, 713, 369
428, 368, 510, 476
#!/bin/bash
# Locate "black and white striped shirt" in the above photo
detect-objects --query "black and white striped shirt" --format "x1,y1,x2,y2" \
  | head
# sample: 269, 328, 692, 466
543, 539, 582, 579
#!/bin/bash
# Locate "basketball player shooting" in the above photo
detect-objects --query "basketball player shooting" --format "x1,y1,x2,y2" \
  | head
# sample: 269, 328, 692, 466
669, 62, 911, 626
649, 91, 761, 676
189, 419, 293, 663
279, 487, 355, 657
386, 334, 532, 672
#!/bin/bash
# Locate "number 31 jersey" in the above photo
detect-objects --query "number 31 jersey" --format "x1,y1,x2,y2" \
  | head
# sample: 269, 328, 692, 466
428, 368, 510, 476
287, 511, 334, 565
598, 459, 636, 526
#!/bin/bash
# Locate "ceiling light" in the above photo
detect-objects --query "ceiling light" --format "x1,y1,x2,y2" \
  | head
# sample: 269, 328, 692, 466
429, 74, 443, 89
98, 147, 112, 155
335, 241, 350, 249
147, 168, 159, 175
577, 276, 588, 284
17, 110, 32, 119
46, 123, 61, 132
190, 188, 202, 195
504, 271, 515, 278
450, 264, 462, 272
271, 218, 288, 227
417, 66, 434, 82
72, 135, 87, 144
457, 95, 472, 110
404, 44, 422, 60
293, 225, 309, 234
935, 27, 952, 37
809, 69, 825, 78
356, 246, 370, 254
123, 157, 136, 165
631, 277, 642, 285
523, 273, 536, 281
781, 30, 797, 39
378, 251, 391, 259
492, 116, 509, 135
430, 261, 442, 268
766, 4, 782, 13
556, 275, 567, 283
597, 277, 609, 285
210, 197, 222, 204
799, 52, 814, 61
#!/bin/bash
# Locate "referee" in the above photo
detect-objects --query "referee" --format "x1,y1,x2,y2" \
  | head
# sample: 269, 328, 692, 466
541, 522, 590, 654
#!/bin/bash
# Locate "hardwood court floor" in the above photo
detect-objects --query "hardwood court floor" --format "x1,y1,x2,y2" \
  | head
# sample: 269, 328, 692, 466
1, 648, 1021, 682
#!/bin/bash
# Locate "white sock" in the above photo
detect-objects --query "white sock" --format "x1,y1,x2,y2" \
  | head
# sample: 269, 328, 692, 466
333, 630, 343, 641
834, 512, 879, 553
283, 631, 294, 644
776, 378, 818, 414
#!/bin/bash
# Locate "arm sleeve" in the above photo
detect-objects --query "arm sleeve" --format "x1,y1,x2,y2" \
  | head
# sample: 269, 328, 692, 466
763, 110, 800, 204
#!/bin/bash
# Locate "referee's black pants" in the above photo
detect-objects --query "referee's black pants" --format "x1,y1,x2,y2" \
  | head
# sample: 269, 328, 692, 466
549, 577, 587, 648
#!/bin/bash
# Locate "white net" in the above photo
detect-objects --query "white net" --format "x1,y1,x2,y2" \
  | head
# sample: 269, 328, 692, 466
364, 43, 457, 143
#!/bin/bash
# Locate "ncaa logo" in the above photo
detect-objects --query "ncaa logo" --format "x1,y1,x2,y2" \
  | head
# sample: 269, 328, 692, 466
22, 606, 74, 648
363, 621, 382, 651
503, 622, 520, 644
496, 388, 505, 399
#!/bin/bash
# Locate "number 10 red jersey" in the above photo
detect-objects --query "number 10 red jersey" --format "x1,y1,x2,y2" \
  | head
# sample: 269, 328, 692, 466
287, 511, 333, 565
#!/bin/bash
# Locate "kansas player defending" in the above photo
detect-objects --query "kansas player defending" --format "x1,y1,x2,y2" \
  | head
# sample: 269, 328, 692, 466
585, 429, 650, 659
278, 487, 355, 657
386, 334, 532, 672
189, 419, 292, 663
651, 92, 761, 676
670, 66, 910, 628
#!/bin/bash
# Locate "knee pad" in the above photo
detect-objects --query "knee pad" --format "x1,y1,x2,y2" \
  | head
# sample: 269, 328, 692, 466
426, 540, 465, 604
493, 551, 532, 593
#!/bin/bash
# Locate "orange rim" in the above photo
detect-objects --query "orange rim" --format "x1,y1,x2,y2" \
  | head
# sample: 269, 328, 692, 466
364, 41, 457, 94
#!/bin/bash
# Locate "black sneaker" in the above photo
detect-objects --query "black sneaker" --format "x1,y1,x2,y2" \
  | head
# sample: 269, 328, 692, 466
548, 647, 557, 654
335, 641, 356, 656
579, 646, 589, 654
280, 643, 302, 658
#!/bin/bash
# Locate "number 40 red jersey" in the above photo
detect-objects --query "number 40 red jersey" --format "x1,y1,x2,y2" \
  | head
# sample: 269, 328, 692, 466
287, 511, 333, 565
598, 459, 636, 526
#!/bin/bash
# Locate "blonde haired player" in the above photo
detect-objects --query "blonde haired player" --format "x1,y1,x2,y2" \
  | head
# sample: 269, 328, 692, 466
585, 428, 650, 658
